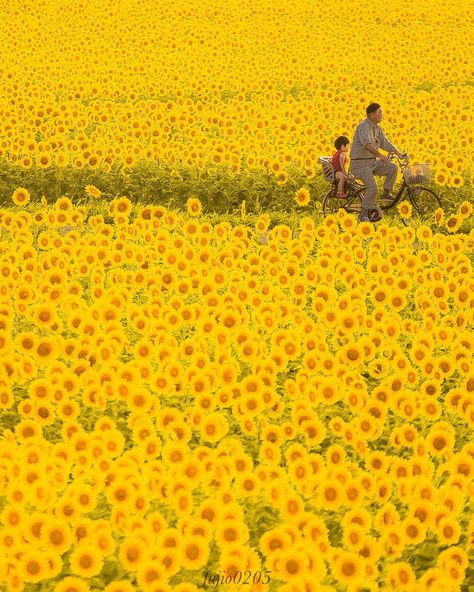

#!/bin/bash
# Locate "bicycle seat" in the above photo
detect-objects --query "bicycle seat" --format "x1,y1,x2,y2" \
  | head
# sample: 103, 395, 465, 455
318, 156, 335, 183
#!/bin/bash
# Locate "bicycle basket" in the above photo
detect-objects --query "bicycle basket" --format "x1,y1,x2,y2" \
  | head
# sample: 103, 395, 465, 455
403, 163, 430, 185
318, 156, 335, 182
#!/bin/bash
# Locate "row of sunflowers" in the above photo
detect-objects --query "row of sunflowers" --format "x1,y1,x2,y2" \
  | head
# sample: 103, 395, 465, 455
0, 192, 474, 591
0, 0, 472, 189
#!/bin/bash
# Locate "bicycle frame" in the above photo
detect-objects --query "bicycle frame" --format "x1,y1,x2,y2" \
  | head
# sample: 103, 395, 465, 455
382, 178, 409, 209
343, 184, 365, 208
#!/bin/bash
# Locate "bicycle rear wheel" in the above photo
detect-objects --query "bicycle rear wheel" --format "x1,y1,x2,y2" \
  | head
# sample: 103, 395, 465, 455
322, 189, 363, 217
322, 188, 344, 216
407, 186, 441, 217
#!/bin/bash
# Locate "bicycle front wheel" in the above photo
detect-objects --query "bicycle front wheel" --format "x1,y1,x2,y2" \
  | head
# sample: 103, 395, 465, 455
407, 186, 441, 217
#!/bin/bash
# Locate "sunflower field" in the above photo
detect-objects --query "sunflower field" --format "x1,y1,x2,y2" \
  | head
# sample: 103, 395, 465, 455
1, 0, 474, 591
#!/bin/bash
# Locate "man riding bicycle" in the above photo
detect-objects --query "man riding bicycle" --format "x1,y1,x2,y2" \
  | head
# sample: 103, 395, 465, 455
350, 103, 405, 222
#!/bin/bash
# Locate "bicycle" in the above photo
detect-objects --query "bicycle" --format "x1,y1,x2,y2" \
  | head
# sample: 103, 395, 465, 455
319, 153, 441, 220
318, 156, 380, 221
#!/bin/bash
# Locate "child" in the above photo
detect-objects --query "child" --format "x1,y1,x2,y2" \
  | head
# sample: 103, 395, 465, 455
332, 136, 350, 198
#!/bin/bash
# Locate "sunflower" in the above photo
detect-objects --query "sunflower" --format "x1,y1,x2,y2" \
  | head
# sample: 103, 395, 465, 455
56, 400, 80, 421
140, 436, 162, 460
161, 441, 189, 467
397, 200, 412, 219
331, 550, 364, 586
93, 530, 116, 557
196, 500, 221, 526
15, 419, 42, 442
112, 196, 132, 216
279, 492, 306, 522
438, 547, 469, 571
33, 303, 58, 329
128, 388, 152, 413
72, 484, 98, 514
54, 197, 74, 215
102, 429, 125, 457
37, 152, 52, 168
215, 519, 249, 548
183, 219, 199, 236
179, 517, 209, 543
294, 187, 311, 207
145, 510, 168, 540
172, 488, 193, 515
276, 549, 310, 580
458, 200, 473, 218
379, 525, 406, 560
216, 548, 247, 581
450, 451, 474, 480
408, 501, 436, 530
418, 568, 449, 591
85, 184, 102, 198
19, 551, 48, 583
20, 155, 33, 169
12, 187, 31, 207
156, 546, 180, 577
317, 378, 341, 405
339, 342, 364, 365
0, 384, 14, 410
386, 562, 415, 588
301, 419, 326, 446
43, 550, 63, 579
445, 214, 462, 233
33, 401, 55, 425
119, 537, 148, 571
387, 292, 407, 312
276, 170, 288, 185
426, 427, 455, 457
239, 392, 265, 418
324, 444, 344, 467
185, 196, 202, 217
256, 213, 270, 234
365, 451, 390, 475
371, 286, 389, 308
15, 331, 38, 356
435, 169, 449, 185
32, 336, 58, 365
344, 480, 364, 507
342, 523, 365, 551
180, 536, 209, 570
136, 561, 165, 590
200, 412, 229, 443
400, 517, 426, 546
318, 478, 343, 510
259, 527, 293, 557
437, 516, 461, 545
106, 480, 134, 508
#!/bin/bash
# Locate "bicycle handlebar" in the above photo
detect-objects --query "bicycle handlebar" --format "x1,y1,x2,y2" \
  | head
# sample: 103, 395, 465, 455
388, 152, 409, 167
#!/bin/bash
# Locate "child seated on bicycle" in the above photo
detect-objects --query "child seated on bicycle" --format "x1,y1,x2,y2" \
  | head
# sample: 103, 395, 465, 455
332, 136, 352, 198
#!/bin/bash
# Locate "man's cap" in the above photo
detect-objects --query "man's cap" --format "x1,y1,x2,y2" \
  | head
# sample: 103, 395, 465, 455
366, 102, 381, 116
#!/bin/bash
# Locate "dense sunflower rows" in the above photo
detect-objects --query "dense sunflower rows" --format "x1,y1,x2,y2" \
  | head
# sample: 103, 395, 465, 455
0, 194, 474, 591
1, 0, 474, 591
0, 0, 473, 188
